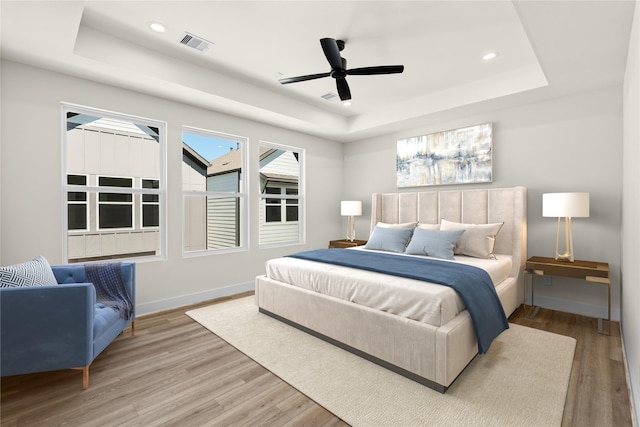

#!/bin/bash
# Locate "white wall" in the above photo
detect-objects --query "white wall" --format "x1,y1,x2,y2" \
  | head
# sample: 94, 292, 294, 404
0, 60, 343, 313
622, 1, 640, 423
344, 86, 624, 321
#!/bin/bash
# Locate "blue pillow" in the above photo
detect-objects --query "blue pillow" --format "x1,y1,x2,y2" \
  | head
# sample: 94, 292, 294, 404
404, 229, 465, 260
364, 226, 414, 253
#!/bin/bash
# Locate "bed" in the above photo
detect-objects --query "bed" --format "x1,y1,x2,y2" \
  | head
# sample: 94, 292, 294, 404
255, 186, 527, 392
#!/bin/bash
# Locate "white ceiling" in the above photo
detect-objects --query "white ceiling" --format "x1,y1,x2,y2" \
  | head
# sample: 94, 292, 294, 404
1, 1, 635, 142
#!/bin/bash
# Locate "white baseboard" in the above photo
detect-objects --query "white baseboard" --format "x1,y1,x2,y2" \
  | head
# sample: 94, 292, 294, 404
136, 281, 255, 316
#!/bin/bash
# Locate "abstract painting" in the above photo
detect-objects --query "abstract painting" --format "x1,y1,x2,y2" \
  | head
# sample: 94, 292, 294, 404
396, 123, 492, 187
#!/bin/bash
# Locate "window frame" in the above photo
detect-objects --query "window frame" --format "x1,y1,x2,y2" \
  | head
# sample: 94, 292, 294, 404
61, 103, 167, 262
181, 126, 248, 257
258, 140, 305, 248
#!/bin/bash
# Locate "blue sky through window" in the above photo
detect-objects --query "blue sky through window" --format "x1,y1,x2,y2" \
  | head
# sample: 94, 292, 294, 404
183, 132, 239, 162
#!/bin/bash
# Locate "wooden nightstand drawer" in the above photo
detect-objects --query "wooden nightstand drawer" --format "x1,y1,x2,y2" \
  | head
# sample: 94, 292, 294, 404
328, 239, 367, 248
525, 256, 609, 281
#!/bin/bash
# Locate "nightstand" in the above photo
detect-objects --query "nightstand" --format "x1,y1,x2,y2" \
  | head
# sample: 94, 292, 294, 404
525, 256, 610, 334
328, 239, 367, 248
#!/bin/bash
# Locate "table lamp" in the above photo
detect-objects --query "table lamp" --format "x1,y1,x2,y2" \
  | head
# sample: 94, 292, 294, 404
341, 201, 362, 242
542, 192, 590, 262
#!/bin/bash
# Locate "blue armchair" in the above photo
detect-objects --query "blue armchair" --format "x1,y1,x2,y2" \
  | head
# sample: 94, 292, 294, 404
0, 262, 135, 389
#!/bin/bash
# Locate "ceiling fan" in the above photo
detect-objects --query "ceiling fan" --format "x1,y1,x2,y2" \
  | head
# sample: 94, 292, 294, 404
278, 38, 404, 101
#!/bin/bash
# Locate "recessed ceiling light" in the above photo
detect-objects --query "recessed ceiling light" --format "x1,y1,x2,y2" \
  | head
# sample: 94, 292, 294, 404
483, 52, 499, 61
342, 100, 352, 107
148, 21, 166, 33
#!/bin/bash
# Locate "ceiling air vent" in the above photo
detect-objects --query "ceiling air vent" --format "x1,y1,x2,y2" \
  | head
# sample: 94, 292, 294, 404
320, 92, 339, 102
179, 32, 213, 52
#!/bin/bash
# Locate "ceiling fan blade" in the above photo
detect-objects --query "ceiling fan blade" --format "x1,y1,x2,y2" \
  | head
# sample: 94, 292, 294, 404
336, 77, 351, 101
347, 65, 405, 76
320, 38, 344, 70
279, 72, 331, 84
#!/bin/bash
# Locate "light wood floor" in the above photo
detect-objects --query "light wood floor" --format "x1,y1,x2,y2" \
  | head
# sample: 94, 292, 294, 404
1, 294, 632, 426
513, 305, 632, 427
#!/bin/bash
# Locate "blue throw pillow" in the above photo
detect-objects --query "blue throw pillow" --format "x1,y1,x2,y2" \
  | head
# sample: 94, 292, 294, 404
364, 226, 414, 253
404, 228, 465, 260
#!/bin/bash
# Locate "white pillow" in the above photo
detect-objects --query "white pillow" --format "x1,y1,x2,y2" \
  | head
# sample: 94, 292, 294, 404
440, 219, 503, 259
416, 223, 440, 230
0, 256, 58, 287
376, 221, 417, 229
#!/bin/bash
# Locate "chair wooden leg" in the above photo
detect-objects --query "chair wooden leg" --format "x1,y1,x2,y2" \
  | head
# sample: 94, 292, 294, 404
73, 365, 90, 389
82, 366, 89, 389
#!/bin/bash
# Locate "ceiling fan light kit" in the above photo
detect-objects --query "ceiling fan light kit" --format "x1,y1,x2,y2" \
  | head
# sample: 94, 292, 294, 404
279, 38, 404, 101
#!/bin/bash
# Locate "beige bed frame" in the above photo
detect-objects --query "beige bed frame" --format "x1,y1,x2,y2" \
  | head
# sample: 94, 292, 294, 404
255, 186, 527, 392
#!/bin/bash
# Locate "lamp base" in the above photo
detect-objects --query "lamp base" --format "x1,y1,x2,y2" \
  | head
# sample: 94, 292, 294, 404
554, 252, 574, 262
346, 215, 356, 242
555, 217, 575, 262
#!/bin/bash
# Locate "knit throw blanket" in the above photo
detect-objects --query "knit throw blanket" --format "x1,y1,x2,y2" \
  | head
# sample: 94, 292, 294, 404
85, 263, 133, 321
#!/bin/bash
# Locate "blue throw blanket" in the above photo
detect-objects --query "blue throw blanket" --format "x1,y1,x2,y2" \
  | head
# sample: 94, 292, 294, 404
286, 249, 508, 353
85, 263, 133, 321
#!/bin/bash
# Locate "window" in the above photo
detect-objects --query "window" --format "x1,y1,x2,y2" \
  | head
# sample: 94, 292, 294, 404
265, 187, 283, 222
259, 141, 304, 246
141, 179, 160, 228
182, 127, 247, 254
286, 188, 299, 222
67, 175, 88, 231
264, 187, 299, 223
63, 104, 166, 262
98, 176, 133, 229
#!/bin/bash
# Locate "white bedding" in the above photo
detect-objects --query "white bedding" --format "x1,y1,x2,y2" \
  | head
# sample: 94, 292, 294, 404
264, 250, 513, 328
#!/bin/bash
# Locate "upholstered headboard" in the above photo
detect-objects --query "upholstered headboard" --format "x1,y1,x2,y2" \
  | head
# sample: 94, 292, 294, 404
371, 186, 527, 281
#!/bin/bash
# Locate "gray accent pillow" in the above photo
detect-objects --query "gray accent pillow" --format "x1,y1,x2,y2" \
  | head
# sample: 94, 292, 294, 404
0, 256, 58, 287
440, 219, 503, 259
364, 226, 414, 253
405, 228, 465, 260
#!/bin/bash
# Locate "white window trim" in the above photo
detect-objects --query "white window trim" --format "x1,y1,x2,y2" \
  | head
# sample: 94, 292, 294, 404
258, 140, 305, 248
182, 126, 248, 258
61, 102, 167, 262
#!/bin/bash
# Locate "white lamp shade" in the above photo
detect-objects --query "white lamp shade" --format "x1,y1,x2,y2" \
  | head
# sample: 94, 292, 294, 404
543, 192, 590, 218
341, 201, 362, 216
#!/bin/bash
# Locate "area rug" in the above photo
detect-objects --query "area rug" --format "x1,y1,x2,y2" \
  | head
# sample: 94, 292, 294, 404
186, 296, 576, 426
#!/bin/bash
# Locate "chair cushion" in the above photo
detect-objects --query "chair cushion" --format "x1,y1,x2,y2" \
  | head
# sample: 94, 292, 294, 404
0, 256, 58, 287
93, 304, 121, 339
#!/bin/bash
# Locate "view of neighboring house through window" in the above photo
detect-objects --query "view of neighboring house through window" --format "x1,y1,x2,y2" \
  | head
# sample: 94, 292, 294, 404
63, 104, 166, 262
259, 141, 304, 246
98, 176, 133, 229
182, 128, 247, 254
141, 179, 160, 228
67, 174, 88, 231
